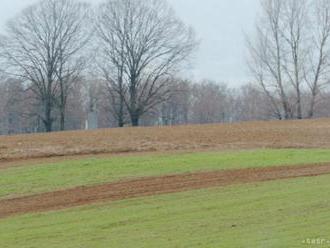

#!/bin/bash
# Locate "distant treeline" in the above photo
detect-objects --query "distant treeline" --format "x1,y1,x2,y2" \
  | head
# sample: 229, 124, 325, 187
1, 0, 330, 135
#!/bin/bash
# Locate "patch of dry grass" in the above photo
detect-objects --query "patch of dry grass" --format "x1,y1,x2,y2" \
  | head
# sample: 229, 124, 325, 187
1, 118, 330, 161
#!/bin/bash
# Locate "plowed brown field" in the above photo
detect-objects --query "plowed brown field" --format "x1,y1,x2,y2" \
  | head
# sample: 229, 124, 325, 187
1, 118, 330, 162
1, 163, 330, 219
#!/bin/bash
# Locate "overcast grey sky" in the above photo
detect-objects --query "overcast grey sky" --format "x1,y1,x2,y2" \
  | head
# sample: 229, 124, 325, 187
0, 0, 259, 86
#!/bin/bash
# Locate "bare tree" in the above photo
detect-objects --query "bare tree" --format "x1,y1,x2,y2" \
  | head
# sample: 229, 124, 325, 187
0, 0, 90, 132
281, 0, 308, 119
190, 81, 230, 124
96, 0, 197, 126
159, 79, 191, 125
247, 0, 292, 119
248, 0, 330, 120
305, 0, 330, 118
0, 78, 25, 134
234, 84, 276, 121
95, 4, 127, 127
54, 1, 91, 130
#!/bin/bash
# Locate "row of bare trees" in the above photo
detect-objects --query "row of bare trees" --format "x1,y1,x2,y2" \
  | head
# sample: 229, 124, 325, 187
3, 74, 330, 135
248, 0, 330, 120
0, 78, 272, 134
0, 0, 196, 131
1, 0, 330, 135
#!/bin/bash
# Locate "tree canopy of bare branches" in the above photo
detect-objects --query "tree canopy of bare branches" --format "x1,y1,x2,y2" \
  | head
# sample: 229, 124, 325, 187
95, 0, 197, 126
0, 0, 91, 132
247, 0, 330, 119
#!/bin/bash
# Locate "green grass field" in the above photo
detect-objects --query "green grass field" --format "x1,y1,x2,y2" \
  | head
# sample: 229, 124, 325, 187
1, 149, 330, 247
1, 149, 330, 199
1, 174, 330, 247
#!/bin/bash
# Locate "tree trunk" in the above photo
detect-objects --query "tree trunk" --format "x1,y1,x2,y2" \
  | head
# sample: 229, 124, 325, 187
118, 92, 125, 127
129, 80, 139, 126
60, 108, 65, 131
118, 108, 124, 127
308, 88, 317, 119
296, 87, 302, 119
43, 100, 53, 132
131, 113, 139, 127
118, 118, 125, 128
59, 91, 66, 131
44, 122, 52, 132
283, 101, 290, 120
58, 78, 67, 131
308, 100, 315, 119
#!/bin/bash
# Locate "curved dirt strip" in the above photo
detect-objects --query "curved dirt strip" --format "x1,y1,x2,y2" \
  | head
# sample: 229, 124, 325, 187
1, 163, 330, 219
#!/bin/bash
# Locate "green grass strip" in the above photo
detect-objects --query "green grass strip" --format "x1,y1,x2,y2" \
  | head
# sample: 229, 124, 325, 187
1, 149, 330, 199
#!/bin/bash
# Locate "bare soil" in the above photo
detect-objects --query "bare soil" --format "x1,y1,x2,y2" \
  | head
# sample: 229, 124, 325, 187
1, 118, 330, 163
1, 163, 330, 219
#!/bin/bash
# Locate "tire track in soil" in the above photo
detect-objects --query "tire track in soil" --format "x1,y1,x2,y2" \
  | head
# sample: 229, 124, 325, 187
1, 163, 330, 219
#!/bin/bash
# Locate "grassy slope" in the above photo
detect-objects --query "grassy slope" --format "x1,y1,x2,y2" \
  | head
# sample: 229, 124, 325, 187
2, 149, 330, 199
1, 174, 330, 248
